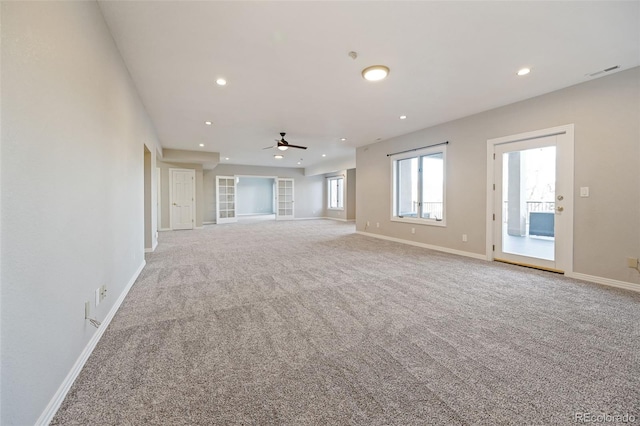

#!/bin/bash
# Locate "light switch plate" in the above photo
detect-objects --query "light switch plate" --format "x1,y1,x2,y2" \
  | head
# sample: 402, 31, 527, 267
580, 187, 589, 197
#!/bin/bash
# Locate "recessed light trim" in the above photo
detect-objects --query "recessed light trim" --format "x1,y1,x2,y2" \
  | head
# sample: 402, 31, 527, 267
399, 115, 407, 120
340, 138, 347, 141
322, 154, 326, 157
205, 121, 212, 125
517, 68, 531, 76
199, 143, 204, 147
216, 78, 227, 86
362, 65, 390, 81
274, 154, 283, 159
225, 157, 229, 160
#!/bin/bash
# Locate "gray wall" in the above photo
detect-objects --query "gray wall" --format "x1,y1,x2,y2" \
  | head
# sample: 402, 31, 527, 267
1, 2, 160, 424
237, 177, 275, 215
356, 67, 640, 285
204, 164, 325, 222
346, 168, 356, 220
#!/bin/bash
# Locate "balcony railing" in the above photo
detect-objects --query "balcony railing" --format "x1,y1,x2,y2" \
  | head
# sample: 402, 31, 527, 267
503, 201, 555, 223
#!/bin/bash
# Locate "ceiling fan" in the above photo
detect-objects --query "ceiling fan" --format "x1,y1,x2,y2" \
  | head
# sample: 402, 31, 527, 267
263, 132, 308, 151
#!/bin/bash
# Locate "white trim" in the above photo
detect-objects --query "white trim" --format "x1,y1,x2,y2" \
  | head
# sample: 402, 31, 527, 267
293, 217, 323, 221
323, 216, 348, 222
195, 226, 203, 229
567, 272, 640, 294
486, 124, 574, 274
156, 167, 161, 233
35, 261, 146, 426
144, 240, 159, 254
356, 231, 486, 260
158, 228, 172, 232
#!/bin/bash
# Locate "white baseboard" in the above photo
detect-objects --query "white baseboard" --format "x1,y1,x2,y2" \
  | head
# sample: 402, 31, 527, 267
566, 272, 640, 293
356, 231, 486, 260
158, 228, 172, 232
144, 240, 158, 253
293, 217, 325, 221
203, 221, 216, 225
324, 216, 348, 222
35, 261, 146, 426
357, 231, 640, 293
195, 226, 203, 229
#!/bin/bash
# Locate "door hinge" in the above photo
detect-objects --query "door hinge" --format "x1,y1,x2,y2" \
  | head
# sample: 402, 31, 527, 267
493, 183, 495, 190
493, 213, 495, 221
493, 153, 495, 160
492, 245, 495, 251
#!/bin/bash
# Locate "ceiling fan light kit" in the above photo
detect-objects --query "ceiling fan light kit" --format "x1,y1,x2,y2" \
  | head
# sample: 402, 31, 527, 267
362, 65, 390, 81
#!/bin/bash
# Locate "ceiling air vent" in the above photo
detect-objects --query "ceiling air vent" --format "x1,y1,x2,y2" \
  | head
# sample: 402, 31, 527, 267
586, 65, 620, 78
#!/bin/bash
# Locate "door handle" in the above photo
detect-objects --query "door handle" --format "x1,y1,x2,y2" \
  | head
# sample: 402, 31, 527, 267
556, 206, 564, 212
173, 203, 178, 206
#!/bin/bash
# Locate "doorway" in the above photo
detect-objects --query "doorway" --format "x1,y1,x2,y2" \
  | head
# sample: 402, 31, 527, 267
487, 125, 574, 273
236, 176, 276, 222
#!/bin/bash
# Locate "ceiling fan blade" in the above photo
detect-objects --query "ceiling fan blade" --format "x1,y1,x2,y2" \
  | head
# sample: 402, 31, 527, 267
263, 145, 276, 150
287, 145, 308, 150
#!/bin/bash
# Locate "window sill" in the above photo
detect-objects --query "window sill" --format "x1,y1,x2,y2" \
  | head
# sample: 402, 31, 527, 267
391, 217, 446, 227
327, 208, 345, 211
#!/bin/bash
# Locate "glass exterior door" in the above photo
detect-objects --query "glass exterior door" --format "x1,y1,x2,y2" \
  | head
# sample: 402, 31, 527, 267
494, 136, 565, 271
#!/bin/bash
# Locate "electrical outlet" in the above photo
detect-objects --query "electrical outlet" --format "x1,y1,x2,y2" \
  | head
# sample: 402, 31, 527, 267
411, 227, 415, 234
376, 222, 380, 228
462, 234, 468, 242
100, 285, 107, 302
627, 257, 638, 268
85, 301, 90, 319
95, 288, 101, 306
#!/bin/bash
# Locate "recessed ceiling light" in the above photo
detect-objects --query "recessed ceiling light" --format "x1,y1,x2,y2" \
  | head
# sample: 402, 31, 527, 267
199, 143, 204, 147
216, 78, 227, 86
225, 157, 229, 160
517, 68, 531, 76
297, 162, 301, 165
205, 121, 212, 125
399, 115, 407, 120
322, 154, 326, 157
362, 65, 390, 81
274, 154, 283, 159
340, 138, 347, 141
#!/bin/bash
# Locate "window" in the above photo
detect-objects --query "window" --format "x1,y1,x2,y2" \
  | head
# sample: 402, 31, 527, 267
327, 176, 344, 210
392, 146, 446, 225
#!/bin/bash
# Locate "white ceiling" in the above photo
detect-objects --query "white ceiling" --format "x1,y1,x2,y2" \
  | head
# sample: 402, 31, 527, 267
98, 1, 640, 170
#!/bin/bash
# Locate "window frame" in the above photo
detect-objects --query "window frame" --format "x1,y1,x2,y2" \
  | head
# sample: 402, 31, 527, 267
390, 145, 447, 227
327, 175, 345, 211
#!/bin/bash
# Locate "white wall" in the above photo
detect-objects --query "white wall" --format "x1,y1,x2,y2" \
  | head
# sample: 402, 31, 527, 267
204, 164, 325, 222
356, 67, 640, 285
1, 2, 160, 424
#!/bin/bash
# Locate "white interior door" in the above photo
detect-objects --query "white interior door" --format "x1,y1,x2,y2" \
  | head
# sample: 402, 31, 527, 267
488, 125, 574, 273
276, 178, 294, 220
216, 176, 237, 224
170, 169, 195, 230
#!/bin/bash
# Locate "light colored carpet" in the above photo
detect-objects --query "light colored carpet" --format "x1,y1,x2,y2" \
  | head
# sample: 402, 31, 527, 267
52, 220, 640, 425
